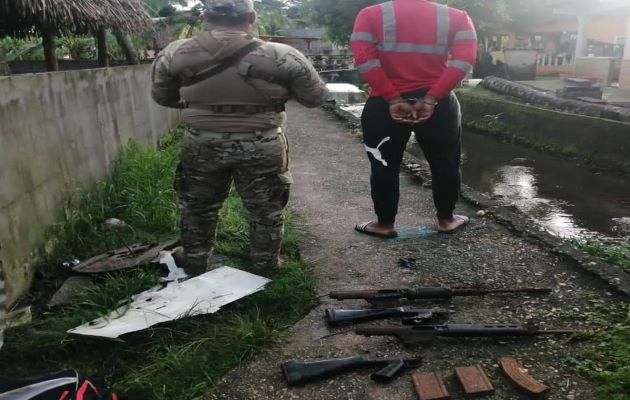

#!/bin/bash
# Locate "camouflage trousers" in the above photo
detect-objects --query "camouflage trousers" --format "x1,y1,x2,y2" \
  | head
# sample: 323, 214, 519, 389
176, 127, 292, 275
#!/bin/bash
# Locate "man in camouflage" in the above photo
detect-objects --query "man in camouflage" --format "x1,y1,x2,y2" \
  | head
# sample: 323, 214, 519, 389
152, 0, 329, 276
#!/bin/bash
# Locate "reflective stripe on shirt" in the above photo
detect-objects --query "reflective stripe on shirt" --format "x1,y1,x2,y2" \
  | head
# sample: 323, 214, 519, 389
357, 59, 382, 73
448, 60, 474, 72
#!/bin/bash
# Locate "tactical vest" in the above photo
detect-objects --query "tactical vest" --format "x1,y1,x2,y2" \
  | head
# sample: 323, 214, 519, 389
170, 32, 290, 111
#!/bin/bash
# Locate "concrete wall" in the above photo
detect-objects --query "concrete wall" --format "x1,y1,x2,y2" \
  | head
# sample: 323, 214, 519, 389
586, 13, 628, 44
0, 65, 180, 305
458, 89, 630, 174
620, 17, 630, 90
575, 57, 617, 84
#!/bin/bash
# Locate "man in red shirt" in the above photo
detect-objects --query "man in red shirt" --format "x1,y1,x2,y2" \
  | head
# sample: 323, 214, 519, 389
351, 0, 477, 237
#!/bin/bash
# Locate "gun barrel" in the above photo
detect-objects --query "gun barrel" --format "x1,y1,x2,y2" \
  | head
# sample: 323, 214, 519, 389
435, 324, 577, 337
331, 287, 552, 302
356, 326, 408, 336
326, 307, 406, 326
535, 329, 577, 335
357, 326, 437, 345
329, 290, 402, 300
326, 307, 448, 326
356, 324, 577, 345
449, 288, 552, 297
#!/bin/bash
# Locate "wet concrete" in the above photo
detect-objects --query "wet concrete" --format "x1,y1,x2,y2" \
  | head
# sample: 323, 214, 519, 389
408, 130, 630, 241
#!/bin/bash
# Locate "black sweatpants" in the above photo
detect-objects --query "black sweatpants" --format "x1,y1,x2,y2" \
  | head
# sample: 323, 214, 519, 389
361, 90, 462, 224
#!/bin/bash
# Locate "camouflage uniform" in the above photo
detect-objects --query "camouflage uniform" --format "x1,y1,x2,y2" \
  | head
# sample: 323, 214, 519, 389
152, 0, 329, 275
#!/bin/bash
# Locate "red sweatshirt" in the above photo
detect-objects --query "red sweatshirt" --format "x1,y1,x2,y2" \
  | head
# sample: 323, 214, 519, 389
351, 0, 478, 100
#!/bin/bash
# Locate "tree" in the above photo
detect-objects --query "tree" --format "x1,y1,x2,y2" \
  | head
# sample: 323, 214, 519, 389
142, 0, 187, 17
158, 4, 179, 17
303, 0, 377, 45
442, 0, 510, 36
255, 0, 291, 36
303, 0, 557, 45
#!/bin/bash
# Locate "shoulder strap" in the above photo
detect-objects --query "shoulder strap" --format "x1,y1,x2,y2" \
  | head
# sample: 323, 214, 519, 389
181, 39, 263, 87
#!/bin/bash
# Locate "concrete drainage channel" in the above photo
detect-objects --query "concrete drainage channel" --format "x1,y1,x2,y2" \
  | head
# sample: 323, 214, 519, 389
325, 103, 630, 297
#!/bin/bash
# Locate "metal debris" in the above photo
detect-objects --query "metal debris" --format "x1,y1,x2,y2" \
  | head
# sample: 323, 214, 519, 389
72, 239, 179, 274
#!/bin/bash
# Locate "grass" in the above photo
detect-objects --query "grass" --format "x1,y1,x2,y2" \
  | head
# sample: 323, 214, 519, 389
567, 240, 630, 399
562, 299, 630, 400
573, 240, 630, 272
0, 127, 316, 400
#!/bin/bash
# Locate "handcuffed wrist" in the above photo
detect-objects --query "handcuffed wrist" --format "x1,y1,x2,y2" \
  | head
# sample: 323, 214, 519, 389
388, 96, 406, 105
423, 95, 438, 106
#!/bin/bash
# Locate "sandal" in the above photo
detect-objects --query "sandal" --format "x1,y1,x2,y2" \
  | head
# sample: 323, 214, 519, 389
438, 215, 470, 234
355, 221, 398, 239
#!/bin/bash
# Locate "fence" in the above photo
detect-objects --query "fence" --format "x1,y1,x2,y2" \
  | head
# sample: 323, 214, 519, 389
307, 54, 355, 72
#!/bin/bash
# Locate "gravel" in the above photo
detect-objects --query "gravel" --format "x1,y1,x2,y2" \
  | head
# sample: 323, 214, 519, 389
199, 103, 618, 400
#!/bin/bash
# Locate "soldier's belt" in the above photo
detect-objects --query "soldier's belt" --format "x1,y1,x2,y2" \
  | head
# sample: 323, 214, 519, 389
189, 104, 286, 114
190, 127, 282, 140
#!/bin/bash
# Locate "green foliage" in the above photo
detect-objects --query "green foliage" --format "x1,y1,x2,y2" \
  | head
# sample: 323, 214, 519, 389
1, 126, 316, 400
303, 0, 563, 45
142, 0, 187, 17
0, 37, 44, 61
158, 4, 179, 17
303, 0, 378, 45
60, 36, 97, 60
45, 138, 181, 263
257, 9, 290, 36
0, 32, 144, 63
255, 0, 291, 36
562, 299, 630, 399
573, 240, 630, 272
439, 0, 510, 35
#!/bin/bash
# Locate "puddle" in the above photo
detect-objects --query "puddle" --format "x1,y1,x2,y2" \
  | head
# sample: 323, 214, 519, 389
391, 226, 438, 240
410, 131, 630, 241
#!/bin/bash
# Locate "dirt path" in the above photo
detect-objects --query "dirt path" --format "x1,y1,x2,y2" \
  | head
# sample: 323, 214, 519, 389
202, 103, 612, 400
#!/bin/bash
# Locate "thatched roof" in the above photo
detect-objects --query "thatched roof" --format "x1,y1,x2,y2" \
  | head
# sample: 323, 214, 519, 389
0, 0, 151, 38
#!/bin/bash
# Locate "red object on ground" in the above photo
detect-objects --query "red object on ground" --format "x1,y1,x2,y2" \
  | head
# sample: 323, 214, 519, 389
499, 357, 550, 397
454, 365, 495, 397
412, 372, 450, 400
351, 0, 478, 100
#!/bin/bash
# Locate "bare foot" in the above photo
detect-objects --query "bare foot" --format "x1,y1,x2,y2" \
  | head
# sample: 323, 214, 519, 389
355, 221, 397, 238
437, 215, 470, 233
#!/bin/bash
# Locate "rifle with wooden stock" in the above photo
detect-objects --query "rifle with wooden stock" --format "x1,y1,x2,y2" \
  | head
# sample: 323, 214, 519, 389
356, 324, 576, 345
325, 307, 449, 326
330, 286, 552, 303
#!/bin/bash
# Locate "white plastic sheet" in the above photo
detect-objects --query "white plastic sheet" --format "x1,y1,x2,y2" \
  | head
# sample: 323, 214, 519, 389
69, 267, 271, 339
157, 251, 188, 283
